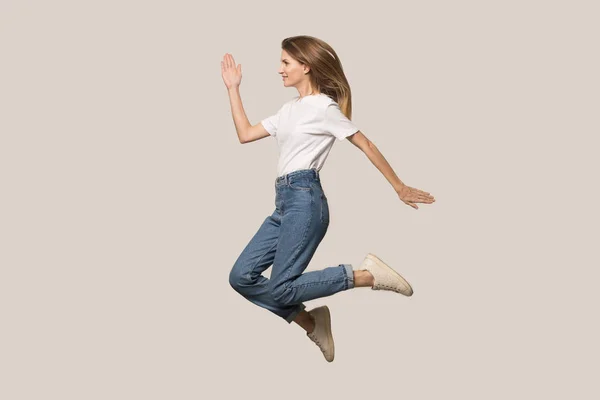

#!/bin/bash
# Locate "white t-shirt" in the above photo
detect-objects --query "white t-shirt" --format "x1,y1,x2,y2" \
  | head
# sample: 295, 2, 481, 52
260, 93, 359, 177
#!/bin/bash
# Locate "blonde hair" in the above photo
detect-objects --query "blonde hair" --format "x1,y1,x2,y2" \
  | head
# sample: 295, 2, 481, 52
281, 35, 354, 120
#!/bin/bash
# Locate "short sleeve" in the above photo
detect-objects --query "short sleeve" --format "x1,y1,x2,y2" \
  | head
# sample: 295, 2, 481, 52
324, 103, 359, 141
260, 105, 283, 137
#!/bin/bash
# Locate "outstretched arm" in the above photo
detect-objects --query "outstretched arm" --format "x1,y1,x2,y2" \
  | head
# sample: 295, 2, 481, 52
221, 53, 252, 144
226, 86, 251, 144
347, 131, 435, 210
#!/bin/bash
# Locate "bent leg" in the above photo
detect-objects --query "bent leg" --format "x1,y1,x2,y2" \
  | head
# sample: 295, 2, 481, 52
229, 211, 306, 323
269, 190, 354, 306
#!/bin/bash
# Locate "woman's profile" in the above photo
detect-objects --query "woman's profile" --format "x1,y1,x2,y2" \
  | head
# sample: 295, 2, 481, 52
220, 35, 435, 362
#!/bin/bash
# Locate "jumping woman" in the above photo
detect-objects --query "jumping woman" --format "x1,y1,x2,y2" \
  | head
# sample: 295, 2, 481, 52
221, 35, 435, 362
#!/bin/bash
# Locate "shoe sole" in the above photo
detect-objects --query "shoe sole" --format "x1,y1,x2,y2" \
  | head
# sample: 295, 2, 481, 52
366, 253, 414, 296
321, 306, 334, 362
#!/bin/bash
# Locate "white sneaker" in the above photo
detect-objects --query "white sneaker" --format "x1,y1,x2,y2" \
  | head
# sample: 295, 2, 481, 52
306, 305, 334, 362
359, 253, 414, 296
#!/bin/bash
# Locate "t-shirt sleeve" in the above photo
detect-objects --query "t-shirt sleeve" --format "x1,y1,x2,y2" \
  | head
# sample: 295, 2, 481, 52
324, 103, 359, 141
260, 105, 283, 137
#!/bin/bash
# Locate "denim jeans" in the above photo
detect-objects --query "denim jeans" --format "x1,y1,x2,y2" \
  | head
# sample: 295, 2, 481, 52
229, 168, 355, 323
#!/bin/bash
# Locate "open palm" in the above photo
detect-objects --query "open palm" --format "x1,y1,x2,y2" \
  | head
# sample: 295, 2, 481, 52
221, 53, 242, 90
397, 185, 435, 210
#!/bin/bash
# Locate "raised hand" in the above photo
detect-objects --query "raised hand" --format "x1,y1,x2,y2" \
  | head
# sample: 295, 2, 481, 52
221, 53, 242, 90
397, 185, 435, 210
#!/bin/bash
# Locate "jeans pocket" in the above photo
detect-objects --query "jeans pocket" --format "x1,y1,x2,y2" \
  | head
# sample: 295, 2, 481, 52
289, 180, 312, 191
320, 193, 330, 224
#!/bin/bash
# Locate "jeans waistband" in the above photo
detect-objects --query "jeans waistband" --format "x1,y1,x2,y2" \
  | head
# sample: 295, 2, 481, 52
275, 168, 320, 186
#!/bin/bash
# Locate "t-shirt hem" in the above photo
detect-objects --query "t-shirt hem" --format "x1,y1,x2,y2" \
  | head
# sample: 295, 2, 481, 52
260, 120, 276, 136
337, 128, 359, 141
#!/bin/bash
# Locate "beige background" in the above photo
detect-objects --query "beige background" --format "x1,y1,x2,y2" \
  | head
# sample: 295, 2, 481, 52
1, 1, 598, 399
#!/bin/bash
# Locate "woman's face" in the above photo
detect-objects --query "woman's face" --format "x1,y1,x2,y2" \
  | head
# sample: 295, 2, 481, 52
279, 49, 309, 88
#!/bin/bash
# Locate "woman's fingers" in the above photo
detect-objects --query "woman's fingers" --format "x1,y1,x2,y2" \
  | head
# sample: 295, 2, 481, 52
412, 187, 435, 202
221, 53, 242, 89
222, 54, 229, 69
415, 188, 431, 196
398, 185, 432, 209
223, 54, 241, 76
401, 186, 435, 204
224, 53, 236, 69
417, 192, 434, 201
415, 193, 434, 203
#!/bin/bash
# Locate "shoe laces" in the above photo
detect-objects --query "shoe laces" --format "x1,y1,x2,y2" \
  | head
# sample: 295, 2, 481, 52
308, 332, 325, 351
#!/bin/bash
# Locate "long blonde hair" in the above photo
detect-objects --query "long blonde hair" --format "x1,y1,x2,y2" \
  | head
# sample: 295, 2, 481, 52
281, 35, 354, 120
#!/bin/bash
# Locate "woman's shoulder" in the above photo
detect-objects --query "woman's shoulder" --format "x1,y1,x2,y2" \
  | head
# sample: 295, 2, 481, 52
314, 93, 335, 104
292, 93, 336, 105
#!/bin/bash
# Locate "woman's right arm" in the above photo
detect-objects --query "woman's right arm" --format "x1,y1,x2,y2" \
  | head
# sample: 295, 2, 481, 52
222, 53, 270, 144
227, 86, 251, 143
227, 87, 271, 144
221, 53, 249, 143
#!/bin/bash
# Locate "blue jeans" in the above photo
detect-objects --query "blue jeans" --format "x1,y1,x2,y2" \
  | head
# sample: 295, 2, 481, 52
229, 168, 355, 323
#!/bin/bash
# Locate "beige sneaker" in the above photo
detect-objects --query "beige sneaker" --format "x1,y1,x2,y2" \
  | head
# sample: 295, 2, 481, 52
359, 253, 414, 296
306, 305, 334, 362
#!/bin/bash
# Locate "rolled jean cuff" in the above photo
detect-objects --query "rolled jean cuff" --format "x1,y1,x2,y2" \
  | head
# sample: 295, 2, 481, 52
343, 263, 355, 289
285, 303, 306, 324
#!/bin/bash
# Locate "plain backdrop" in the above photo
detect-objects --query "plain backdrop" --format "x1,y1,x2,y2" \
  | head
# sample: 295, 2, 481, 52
1, 1, 598, 399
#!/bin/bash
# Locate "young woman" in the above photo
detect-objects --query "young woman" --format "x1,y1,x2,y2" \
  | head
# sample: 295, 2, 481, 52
221, 35, 435, 362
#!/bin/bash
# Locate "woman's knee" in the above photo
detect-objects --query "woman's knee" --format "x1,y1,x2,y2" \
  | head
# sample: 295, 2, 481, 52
229, 261, 258, 294
229, 264, 246, 292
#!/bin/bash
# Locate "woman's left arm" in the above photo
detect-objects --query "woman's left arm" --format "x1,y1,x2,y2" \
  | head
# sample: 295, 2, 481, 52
347, 131, 436, 210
